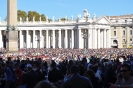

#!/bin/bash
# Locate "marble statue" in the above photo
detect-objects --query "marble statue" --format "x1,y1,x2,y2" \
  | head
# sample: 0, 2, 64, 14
39, 17, 41, 21
26, 17, 28, 22
65, 16, 67, 20
94, 13, 96, 18
83, 9, 90, 18
33, 17, 35, 21
19, 17, 22, 22
71, 15, 73, 20
52, 16, 54, 22
59, 17, 61, 21
78, 14, 81, 19
46, 16, 48, 22
93, 13, 96, 21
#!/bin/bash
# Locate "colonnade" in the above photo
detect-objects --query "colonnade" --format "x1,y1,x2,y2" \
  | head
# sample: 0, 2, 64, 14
0, 28, 111, 49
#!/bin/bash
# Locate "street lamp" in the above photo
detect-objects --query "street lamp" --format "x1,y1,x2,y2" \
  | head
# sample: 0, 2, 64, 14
35, 33, 41, 56
81, 30, 90, 54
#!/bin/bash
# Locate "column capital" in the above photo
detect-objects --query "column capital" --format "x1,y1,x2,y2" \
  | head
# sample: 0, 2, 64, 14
97, 28, 100, 30
65, 29, 68, 31
104, 29, 107, 31
52, 29, 55, 31
58, 29, 62, 31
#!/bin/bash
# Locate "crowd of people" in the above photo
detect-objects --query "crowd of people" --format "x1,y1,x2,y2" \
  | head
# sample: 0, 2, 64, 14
0, 48, 133, 88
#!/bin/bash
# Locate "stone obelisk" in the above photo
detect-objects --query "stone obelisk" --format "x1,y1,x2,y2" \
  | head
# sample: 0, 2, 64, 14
6, 0, 18, 52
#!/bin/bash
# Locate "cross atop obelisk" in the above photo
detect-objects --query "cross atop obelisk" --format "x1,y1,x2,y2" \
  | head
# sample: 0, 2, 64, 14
6, 0, 18, 53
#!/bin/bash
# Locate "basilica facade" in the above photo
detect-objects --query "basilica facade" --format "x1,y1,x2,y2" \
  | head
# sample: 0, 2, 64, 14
0, 10, 133, 49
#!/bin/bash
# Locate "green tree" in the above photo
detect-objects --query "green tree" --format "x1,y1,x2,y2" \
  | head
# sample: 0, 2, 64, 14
40, 14, 46, 21
17, 10, 46, 22
48, 19, 52, 22
28, 11, 40, 21
61, 18, 67, 21
17, 10, 27, 21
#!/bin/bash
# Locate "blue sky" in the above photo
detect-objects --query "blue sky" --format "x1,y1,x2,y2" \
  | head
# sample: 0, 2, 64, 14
0, 0, 133, 21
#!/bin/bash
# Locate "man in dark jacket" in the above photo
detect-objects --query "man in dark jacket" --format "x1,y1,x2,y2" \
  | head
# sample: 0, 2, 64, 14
48, 62, 64, 83
23, 64, 38, 88
62, 65, 93, 88
34, 61, 44, 83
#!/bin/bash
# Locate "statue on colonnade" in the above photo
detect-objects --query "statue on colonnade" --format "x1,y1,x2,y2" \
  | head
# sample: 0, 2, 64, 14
83, 9, 90, 18
26, 17, 28, 22
33, 17, 35, 22
39, 17, 41, 22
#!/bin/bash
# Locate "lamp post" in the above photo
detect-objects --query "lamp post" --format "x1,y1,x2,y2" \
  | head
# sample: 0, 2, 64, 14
81, 30, 90, 54
35, 33, 41, 56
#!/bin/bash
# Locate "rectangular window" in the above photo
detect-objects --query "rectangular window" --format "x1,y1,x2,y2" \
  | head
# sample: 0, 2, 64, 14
114, 31, 116, 36
130, 30, 132, 35
123, 45, 126, 48
123, 30, 125, 36
130, 38, 132, 41
123, 39, 125, 42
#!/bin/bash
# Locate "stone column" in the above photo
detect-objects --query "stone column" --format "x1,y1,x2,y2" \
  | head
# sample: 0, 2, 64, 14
52, 30, 55, 48
39, 30, 42, 48
59, 29, 61, 48
98, 29, 101, 49
71, 29, 74, 48
61, 30, 65, 48
104, 29, 107, 48
46, 30, 49, 48
88, 28, 92, 49
19, 30, 23, 49
48, 31, 51, 48
100, 30, 103, 48
93, 28, 96, 49
94, 28, 97, 49
65, 29, 68, 48
26, 30, 30, 48
78, 28, 82, 48
41, 30, 44, 48
33, 30, 35, 48
108, 29, 111, 48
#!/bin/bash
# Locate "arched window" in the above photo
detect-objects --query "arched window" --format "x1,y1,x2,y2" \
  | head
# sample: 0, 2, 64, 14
113, 40, 118, 44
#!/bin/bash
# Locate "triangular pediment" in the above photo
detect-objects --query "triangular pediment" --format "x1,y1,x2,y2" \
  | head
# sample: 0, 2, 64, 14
96, 16, 112, 24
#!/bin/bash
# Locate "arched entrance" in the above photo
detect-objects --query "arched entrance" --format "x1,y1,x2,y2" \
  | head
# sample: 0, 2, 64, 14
112, 40, 118, 48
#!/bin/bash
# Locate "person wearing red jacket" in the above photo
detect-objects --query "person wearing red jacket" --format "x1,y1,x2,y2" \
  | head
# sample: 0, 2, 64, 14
14, 63, 23, 87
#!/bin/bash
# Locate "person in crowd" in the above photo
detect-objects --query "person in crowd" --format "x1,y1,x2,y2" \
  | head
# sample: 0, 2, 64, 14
14, 63, 23, 88
109, 64, 133, 88
33, 61, 44, 83
23, 64, 38, 88
34, 81, 56, 88
0, 62, 6, 88
84, 70, 103, 88
62, 65, 93, 88
5, 61, 16, 88
48, 61, 64, 83
104, 63, 117, 88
